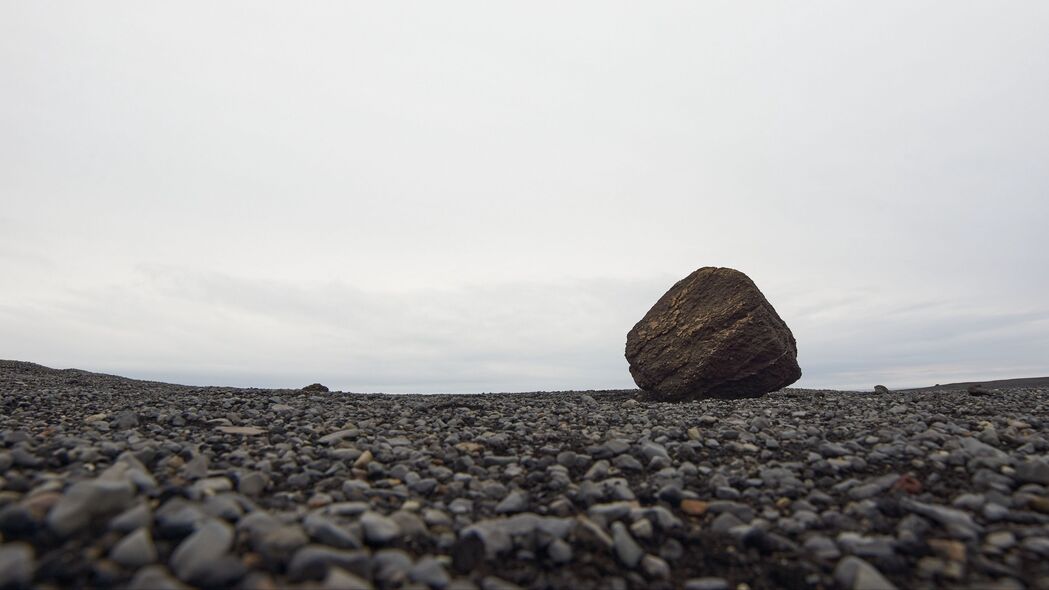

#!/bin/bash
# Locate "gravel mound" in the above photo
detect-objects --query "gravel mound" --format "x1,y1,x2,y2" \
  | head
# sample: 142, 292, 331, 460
2, 360, 1049, 589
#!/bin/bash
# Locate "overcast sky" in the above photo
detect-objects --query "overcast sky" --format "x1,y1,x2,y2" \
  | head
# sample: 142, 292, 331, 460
2, 2, 1048, 393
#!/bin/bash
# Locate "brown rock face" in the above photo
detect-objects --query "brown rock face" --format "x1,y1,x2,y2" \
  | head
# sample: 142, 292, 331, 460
625, 267, 801, 401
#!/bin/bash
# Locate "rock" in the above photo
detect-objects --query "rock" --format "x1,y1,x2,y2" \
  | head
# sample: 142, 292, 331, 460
624, 266, 801, 401
849, 473, 900, 500
111, 528, 158, 569
304, 513, 362, 549
873, 385, 891, 394
287, 545, 371, 581
155, 498, 208, 539
901, 499, 982, 540
548, 538, 573, 563
641, 554, 671, 579
169, 519, 239, 585
834, 555, 897, 590
114, 411, 140, 429
968, 384, 993, 396
0, 543, 34, 589
684, 578, 730, 590
302, 383, 330, 392
1015, 459, 1049, 485
128, 565, 188, 590
360, 511, 403, 545
238, 471, 269, 496
319, 429, 358, 444
680, 499, 709, 516
322, 568, 374, 590
216, 426, 267, 436
256, 524, 309, 564
495, 491, 528, 514
110, 503, 153, 534
611, 521, 643, 568
409, 556, 450, 588
47, 478, 135, 536
372, 549, 413, 585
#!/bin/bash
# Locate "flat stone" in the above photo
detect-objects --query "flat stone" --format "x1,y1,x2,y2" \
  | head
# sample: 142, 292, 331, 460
216, 426, 267, 436
684, 578, 730, 590
319, 429, 359, 444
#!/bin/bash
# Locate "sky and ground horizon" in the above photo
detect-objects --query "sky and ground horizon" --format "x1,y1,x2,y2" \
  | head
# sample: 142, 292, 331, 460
3, 3, 1048, 393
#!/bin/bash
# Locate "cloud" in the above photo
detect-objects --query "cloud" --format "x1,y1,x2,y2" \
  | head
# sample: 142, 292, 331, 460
2, 265, 1046, 393
0, 267, 668, 392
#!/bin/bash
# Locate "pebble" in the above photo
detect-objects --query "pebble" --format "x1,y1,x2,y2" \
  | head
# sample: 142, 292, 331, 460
47, 478, 135, 536
611, 521, 643, 568
495, 490, 528, 514
684, 578, 730, 590
287, 545, 371, 581
6, 363, 1049, 588
834, 555, 897, 590
0, 543, 34, 589
361, 511, 403, 544
111, 527, 158, 568
128, 565, 188, 590
169, 519, 236, 584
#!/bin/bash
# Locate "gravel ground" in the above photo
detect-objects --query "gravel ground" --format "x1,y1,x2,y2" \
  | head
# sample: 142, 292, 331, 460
2, 360, 1049, 590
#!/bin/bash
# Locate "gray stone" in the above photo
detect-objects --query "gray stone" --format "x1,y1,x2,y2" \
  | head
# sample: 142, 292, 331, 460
611, 521, 643, 568
238, 471, 269, 496
169, 519, 235, 584
495, 490, 528, 514
111, 528, 158, 569
256, 524, 309, 564
901, 499, 982, 540
684, 578, 730, 590
287, 545, 371, 581
804, 534, 841, 561
548, 538, 573, 563
641, 554, 670, 579
361, 511, 403, 544
155, 498, 208, 538
304, 512, 362, 549
1016, 459, 1049, 485
319, 429, 359, 445
110, 503, 152, 534
373, 548, 414, 585
0, 543, 34, 589
128, 565, 188, 590
711, 512, 744, 534
848, 474, 900, 500
47, 478, 135, 536
322, 568, 374, 590
834, 556, 897, 590
409, 556, 450, 588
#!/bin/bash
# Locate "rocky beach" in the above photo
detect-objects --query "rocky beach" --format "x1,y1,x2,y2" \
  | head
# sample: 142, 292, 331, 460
2, 360, 1049, 589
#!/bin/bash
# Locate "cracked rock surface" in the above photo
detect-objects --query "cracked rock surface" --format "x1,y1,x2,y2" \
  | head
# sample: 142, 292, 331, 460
2, 360, 1049, 589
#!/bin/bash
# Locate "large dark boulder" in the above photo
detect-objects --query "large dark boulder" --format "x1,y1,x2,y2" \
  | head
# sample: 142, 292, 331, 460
625, 267, 801, 401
